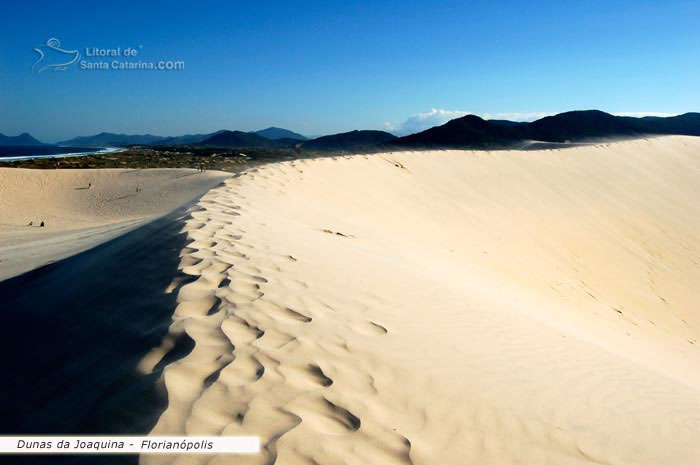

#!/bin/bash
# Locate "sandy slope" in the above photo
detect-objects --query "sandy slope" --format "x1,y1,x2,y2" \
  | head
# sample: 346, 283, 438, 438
0, 204, 197, 437
138, 136, 700, 465
0, 168, 231, 279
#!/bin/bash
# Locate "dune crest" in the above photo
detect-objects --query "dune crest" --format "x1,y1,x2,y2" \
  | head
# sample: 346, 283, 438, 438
143, 136, 700, 465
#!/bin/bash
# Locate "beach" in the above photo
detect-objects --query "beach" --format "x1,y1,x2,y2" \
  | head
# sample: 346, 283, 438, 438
0, 146, 124, 162
2, 136, 700, 464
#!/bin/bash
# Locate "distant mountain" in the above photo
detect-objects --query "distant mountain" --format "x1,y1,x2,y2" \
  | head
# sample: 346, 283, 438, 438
58, 132, 166, 147
391, 115, 521, 149
521, 110, 640, 142
516, 110, 700, 141
391, 110, 700, 149
156, 130, 228, 146
0, 132, 47, 146
301, 130, 397, 151
56, 129, 302, 148
629, 112, 700, 136
254, 127, 309, 141
197, 130, 282, 148
33, 111, 700, 152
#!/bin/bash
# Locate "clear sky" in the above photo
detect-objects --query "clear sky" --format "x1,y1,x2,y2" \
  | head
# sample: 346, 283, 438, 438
1, 0, 699, 142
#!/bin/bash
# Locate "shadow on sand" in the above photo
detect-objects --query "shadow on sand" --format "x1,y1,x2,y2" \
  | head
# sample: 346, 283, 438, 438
0, 205, 197, 464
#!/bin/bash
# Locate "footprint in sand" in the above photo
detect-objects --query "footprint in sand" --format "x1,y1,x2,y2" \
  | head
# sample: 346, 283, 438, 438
290, 397, 361, 435
282, 362, 334, 389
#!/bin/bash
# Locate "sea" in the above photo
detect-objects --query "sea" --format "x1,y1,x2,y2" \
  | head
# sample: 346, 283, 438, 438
0, 146, 124, 161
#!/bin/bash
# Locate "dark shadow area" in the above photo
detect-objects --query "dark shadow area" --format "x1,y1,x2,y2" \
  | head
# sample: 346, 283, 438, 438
0, 204, 197, 464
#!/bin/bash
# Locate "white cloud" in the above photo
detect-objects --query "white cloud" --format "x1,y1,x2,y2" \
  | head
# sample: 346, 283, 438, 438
385, 109, 468, 135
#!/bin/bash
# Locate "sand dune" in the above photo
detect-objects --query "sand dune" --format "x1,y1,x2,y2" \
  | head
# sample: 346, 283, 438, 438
0, 168, 231, 279
138, 136, 700, 465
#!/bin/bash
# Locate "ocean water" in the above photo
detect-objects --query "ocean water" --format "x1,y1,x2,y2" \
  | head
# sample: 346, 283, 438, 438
0, 146, 122, 161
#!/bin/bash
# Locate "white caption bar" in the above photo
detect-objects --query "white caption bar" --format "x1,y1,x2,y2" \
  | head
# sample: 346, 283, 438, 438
0, 436, 259, 454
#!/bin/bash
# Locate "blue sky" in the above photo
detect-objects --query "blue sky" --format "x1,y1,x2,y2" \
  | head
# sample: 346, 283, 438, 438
1, 0, 698, 142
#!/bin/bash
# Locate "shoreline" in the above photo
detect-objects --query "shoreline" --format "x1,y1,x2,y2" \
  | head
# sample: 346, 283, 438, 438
0, 146, 126, 162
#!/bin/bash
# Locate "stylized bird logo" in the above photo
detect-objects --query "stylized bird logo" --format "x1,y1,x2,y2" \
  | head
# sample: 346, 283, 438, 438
32, 38, 80, 73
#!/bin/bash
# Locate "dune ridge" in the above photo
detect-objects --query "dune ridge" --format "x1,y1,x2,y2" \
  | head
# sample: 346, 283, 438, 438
141, 136, 700, 464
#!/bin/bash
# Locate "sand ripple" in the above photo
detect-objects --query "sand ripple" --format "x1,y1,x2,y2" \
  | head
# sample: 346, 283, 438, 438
141, 137, 700, 465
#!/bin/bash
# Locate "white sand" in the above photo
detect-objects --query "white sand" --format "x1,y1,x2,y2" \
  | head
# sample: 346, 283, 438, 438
0, 168, 231, 280
139, 136, 700, 465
